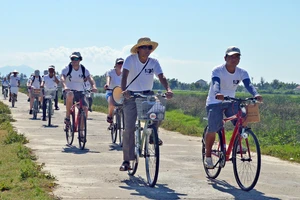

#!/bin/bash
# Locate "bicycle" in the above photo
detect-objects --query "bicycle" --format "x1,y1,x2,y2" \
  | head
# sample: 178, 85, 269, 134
202, 96, 261, 191
31, 88, 41, 119
65, 90, 90, 150
10, 86, 18, 108
3, 86, 8, 100
44, 88, 56, 126
127, 91, 166, 187
109, 104, 124, 146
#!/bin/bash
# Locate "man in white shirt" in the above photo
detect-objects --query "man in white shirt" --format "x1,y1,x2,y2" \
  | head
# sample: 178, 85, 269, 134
61, 52, 97, 127
1, 77, 9, 97
8, 70, 20, 102
204, 46, 263, 169
28, 70, 43, 114
119, 37, 173, 171
41, 65, 60, 121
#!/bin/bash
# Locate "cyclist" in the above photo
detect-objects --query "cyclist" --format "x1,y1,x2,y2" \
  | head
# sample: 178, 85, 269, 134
7, 70, 20, 102
41, 65, 60, 121
119, 37, 173, 171
1, 77, 9, 97
28, 70, 43, 114
103, 58, 124, 123
60, 52, 97, 126
204, 46, 263, 169
26, 73, 34, 102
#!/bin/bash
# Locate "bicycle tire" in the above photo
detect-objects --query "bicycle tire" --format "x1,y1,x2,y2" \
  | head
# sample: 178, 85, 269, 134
111, 111, 117, 143
78, 111, 87, 150
232, 129, 261, 191
118, 109, 124, 146
128, 126, 139, 176
65, 112, 75, 145
202, 126, 223, 179
144, 124, 159, 187
48, 99, 52, 126
33, 98, 38, 119
3, 89, 7, 100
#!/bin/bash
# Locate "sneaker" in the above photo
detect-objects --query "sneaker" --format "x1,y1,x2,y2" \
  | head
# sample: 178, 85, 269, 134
42, 118, 46, 121
204, 157, 214, 169
27, 98, 30, 102
9, 99, 11, 102
107, 116, 113, 123
29, 110, 33, 115
88, 107, 92, 112
149, 136, 163, 146
236, 145, 247, 154
55, 107, 60, 110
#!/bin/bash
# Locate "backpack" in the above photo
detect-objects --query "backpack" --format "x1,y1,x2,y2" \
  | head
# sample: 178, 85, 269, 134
66, 63, 86, 80
31, 76, 42, 85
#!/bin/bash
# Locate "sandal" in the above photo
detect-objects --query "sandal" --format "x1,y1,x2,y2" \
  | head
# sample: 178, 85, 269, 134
107, 116, 113, 123
119, 161, 131, 171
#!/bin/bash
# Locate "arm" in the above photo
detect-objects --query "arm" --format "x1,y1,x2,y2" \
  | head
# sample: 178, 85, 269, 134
60, 74, 68, 90
212, 77, 224, 100
87, 75, 97, 92
104, 76, 111, 90
242, 78, 263, 101
158, 73, 173, 99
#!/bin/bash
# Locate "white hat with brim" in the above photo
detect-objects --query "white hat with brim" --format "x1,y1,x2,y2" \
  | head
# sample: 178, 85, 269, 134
12, 70, 19, 74
130, 37, 158, 54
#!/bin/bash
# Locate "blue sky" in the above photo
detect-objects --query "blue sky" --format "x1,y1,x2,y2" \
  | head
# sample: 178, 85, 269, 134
0, 0, 299, 84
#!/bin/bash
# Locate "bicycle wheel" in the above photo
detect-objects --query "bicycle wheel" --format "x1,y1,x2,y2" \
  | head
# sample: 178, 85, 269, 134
128, 126, 140, 176
144, 124, 159, 187
47, 99, 52, 126
111, 111, 117, 143
33, 98, 38, 119
202, 126, 223, 179
78, 111, 87, 150
3, 89, 6, 100
118, 109, 124, 146
65, 112, 75, 145
232, 129, 261, 191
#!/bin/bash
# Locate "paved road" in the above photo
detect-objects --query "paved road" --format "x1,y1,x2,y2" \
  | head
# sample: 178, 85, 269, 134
2, 93, 300, 200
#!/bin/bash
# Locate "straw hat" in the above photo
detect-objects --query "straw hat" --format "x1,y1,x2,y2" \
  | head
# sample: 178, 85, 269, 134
130, 37, 158, 54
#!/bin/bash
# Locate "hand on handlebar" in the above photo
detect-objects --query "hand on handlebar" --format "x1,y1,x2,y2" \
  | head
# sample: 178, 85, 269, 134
165, 90, 173, 99
103, 84, 109, 90
122, 90, 130, 99
254, 95, 263, 102
91, 88, 98, 93
215, 93, 224, 101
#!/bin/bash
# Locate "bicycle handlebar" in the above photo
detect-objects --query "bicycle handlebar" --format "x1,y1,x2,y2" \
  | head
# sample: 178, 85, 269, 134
223, 96, 261, 104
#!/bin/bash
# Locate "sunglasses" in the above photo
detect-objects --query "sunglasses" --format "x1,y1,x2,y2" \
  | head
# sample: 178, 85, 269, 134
71, 57, 80, 61
117, 62, 124, 65
139, 45, 153, 50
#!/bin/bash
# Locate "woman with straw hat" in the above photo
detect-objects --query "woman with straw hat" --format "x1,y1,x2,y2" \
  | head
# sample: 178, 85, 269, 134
119, 37, 173, 171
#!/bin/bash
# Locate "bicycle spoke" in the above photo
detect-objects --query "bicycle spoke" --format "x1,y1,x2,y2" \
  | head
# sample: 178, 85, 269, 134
232, 129, 261, 191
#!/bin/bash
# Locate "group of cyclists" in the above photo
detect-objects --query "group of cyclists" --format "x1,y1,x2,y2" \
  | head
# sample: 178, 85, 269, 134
1, 37, 263, 187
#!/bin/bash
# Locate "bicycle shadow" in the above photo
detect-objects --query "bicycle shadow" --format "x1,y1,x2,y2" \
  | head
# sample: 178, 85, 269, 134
120, 175, 187, 199
109, 143, 123, 151
43, 125, 59, 128
207, 178, 280, 200
62, 145, 100, 154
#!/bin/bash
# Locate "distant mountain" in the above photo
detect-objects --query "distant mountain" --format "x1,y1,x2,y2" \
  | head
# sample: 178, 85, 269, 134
0, 65, 35, 77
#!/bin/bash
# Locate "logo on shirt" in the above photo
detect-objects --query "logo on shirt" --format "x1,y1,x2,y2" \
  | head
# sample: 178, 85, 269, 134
233, 80, 240, 85
144, 68, 154, 75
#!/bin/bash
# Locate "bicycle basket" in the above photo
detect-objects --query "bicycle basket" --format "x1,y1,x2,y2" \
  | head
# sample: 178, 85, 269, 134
44, 89, 56, 99
135, 97, 166, 121
31, 89, 41, 97
243, 103, 260, 125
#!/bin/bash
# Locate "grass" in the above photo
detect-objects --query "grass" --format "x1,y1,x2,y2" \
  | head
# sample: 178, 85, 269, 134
0, 101, 57, 200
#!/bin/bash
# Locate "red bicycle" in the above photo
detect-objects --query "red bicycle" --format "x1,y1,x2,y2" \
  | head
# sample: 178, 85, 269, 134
65, 90, 90, 150
202, 96, 261, 191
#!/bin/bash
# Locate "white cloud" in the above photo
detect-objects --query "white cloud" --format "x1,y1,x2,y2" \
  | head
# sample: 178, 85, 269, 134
0, 45, 214, 83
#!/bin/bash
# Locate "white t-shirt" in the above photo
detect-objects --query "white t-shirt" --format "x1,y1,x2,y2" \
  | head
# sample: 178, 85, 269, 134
2, 80, 9, 86
206, 64, 250, 105
43, 75, 57, 89
9, 75, 20, 87
31, 76, 42, 89
61, 64, 90, 91
106, 68, 122, 90
122, 54, 163, 91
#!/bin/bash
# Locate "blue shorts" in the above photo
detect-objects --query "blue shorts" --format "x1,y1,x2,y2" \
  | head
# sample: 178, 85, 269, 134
105, 91, 112, 101
206, 102, 238, 133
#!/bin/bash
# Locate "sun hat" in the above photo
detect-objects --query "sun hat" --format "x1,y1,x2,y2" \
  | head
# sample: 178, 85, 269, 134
225, 46, 241, 56
130, 37, 158, 54
48, 65, 55, 69
12, 69, 19, 74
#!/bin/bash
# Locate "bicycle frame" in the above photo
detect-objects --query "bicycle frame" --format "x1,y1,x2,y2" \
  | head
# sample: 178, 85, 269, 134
70, 97, 85, 132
